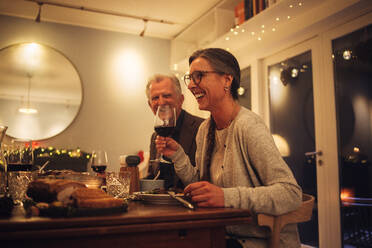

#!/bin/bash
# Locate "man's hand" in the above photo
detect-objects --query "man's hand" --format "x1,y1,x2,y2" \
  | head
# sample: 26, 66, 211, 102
184, 181, 224, 207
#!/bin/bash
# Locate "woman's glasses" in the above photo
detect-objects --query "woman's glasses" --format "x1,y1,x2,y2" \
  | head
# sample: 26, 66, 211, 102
183, 70, 223, 86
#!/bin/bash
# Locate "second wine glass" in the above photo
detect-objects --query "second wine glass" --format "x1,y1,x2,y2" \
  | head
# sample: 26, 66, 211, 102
153, 105, 176, 164
91, 150, 108, 176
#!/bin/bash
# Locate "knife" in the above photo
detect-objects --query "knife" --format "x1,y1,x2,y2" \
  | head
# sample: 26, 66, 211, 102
168, 191, 194, 210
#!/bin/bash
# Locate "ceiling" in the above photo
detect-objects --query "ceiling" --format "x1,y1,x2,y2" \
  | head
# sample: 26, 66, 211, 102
0, 0, 227, 39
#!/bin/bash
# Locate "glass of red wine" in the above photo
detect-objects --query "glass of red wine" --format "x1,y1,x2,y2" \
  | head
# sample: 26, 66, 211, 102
91, 150, 108, 177
153, 105, 176, 164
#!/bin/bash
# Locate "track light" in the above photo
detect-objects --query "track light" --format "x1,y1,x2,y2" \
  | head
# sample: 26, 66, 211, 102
139, 19, 148, 37
35, 2, 43, 23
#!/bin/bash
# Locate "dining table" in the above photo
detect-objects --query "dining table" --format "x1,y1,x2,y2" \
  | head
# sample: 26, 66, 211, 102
0, 201, 251, 248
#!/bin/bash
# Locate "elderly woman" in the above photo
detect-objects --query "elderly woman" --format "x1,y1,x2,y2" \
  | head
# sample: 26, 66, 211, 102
156, 48, 302, 248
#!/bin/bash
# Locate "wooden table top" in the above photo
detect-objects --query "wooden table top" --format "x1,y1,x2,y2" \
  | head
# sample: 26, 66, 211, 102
0, 201, 251, 240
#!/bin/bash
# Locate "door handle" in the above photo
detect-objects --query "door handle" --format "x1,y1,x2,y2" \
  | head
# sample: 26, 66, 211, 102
305, 151, 322, 156
305, 151, 323, 166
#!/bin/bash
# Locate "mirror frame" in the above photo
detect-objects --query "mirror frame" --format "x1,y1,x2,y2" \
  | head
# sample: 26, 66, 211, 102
0, 42, 83, 140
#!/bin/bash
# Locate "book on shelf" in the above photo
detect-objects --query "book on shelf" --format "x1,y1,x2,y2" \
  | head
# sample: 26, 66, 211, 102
234, 0, 245, 25
258, 0, 266, 13
252, 0, 257, 16
244, 0, 253, 21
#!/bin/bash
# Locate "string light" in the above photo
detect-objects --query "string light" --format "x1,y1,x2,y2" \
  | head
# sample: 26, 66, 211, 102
35, 147, 91, 159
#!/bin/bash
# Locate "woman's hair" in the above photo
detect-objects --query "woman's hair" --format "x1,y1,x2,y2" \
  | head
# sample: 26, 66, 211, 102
188, 48, 241, 100
189, 48, 241, 181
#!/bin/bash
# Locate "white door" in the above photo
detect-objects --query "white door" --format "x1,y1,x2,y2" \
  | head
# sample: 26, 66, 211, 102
260, 11, 372, 248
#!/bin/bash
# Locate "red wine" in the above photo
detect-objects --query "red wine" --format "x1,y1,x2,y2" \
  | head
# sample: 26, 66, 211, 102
92, 165, 107, 173
155, 126, 174, 137
7, 163, 32, 171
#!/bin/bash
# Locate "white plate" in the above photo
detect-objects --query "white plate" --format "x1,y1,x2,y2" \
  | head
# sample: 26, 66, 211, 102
134, 192, 184, 205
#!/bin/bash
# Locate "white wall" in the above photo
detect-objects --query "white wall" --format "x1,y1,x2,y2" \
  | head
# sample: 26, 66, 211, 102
0, 15, 171, 171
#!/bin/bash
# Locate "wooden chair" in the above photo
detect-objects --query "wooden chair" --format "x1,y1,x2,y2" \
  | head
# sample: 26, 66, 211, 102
257, 193, 315, 248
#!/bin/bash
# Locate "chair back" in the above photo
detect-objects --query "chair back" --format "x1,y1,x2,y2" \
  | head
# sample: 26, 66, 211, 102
257, 193, 315, 248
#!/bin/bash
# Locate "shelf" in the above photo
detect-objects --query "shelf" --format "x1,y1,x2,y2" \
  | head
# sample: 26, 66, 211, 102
170, 0, 241, 69
170, 0, 364, 73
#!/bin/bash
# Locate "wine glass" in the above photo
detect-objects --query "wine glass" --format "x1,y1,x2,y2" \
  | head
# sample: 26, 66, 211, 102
152, 105, 176, 164
7, 140, 33, 172
91, 150, 108, 177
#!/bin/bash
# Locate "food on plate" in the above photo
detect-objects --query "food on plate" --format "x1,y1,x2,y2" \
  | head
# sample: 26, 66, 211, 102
71, 188, 123, 208
25, 178, 127, 217
27, 178, 86, 203
77, 197, 124, 208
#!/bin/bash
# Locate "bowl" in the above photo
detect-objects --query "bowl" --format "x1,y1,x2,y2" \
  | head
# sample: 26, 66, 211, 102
140, 179, 165, 192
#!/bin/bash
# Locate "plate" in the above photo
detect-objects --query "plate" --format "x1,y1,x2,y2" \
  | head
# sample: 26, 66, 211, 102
134, 192, 184, 205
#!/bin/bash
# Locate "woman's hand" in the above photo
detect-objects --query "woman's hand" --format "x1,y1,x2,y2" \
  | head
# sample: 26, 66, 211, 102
155, 136, 179, 158
184, 181, 224, 207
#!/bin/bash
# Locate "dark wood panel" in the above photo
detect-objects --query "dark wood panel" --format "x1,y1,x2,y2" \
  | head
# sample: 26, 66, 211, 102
0, 201, 251, 248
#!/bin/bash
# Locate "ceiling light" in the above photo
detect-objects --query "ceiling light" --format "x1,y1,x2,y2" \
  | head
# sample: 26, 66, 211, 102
19, 107, 38, 114
343, 50, 352, 60
18, 74, 38, 115
291, 68, 299, 78
276, 17, 280, 21
225, 37, 230, 41
35, 2, 43, 22
237, 87, 245, 96
272, 28, 276, 31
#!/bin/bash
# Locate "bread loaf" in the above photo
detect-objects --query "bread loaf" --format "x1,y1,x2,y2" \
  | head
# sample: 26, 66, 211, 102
76, 198, 124, 208
27, 178, 125, 209
27, 179, 86, 203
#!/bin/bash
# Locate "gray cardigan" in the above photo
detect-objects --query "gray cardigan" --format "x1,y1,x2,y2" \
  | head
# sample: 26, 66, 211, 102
170, 107, 302, 248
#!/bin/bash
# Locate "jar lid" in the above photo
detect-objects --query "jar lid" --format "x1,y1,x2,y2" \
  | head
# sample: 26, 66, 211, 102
126, 155, 140, 167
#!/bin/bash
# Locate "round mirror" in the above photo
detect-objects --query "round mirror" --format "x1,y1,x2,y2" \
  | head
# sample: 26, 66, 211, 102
0, 42, 82, 140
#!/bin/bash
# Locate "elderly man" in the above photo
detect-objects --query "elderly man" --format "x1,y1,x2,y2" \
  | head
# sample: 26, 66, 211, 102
146, 74, 204, 189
